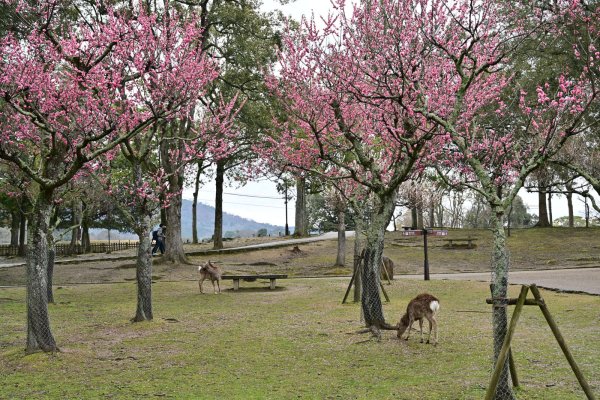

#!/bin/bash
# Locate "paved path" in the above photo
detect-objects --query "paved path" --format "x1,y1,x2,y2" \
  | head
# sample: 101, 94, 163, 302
402, 267, 600, 295
2, 232, 598, 296
0, 232, 357, 269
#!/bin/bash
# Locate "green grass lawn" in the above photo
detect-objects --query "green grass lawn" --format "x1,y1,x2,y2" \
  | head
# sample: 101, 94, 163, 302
1, 278, 598, 399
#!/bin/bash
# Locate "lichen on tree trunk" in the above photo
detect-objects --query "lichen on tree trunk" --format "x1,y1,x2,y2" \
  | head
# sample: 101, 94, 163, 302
26, 190, 58, 353
133, 220, 154, 322
490, 213, 515, 400
359, 195, 395, 331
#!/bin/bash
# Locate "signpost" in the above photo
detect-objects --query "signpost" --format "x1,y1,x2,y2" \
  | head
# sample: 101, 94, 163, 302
401, 229, 448, 280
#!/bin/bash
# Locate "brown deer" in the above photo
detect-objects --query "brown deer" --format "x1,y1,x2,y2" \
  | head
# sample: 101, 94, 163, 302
198, 260, 222, 294
381, 256, 394, 280
397, 293, 440, 345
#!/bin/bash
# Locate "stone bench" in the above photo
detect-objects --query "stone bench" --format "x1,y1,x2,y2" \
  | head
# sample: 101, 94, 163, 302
221, 274, 288, 290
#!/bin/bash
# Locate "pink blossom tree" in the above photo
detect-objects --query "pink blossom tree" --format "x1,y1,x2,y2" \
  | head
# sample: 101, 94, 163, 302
270, 6, 441, 335
272, 1, 597, 397
0, 0, 218, 352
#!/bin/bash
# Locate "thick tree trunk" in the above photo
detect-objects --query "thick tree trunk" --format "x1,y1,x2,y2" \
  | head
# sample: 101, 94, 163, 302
69, 199, 83, 253
335, 209, 346, 266
490, 212, 515, 400
361, 244, 385, 327
133, 218, 154, 322
294, 176, 307, 237
192, 163, 202, 244
536, 185, 550, 227
164, 191, 187, 263
10, 209, 20, 247
213, 159, 225, 250
81, 219, 91, 253
160, 128, 188, 263
360, 196, 395, 330
26, 189, 58, 353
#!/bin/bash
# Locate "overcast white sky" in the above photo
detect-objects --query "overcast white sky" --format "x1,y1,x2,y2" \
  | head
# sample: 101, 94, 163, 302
182, 0, 596, 228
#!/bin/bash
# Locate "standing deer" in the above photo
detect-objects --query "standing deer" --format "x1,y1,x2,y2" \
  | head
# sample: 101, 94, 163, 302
198, 260, 222, 294
397, 293, 440, 345
381, 256, 394, 280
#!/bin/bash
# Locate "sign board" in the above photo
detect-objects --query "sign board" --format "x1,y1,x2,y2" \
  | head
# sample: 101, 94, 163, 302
401, 229, 448, 237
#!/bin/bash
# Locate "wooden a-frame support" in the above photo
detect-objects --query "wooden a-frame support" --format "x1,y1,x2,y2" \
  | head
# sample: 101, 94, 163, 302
485, 284, 596, 400
342, 256, 390, 304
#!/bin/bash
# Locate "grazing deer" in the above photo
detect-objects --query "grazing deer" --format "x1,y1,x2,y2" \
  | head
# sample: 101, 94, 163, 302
198, 260, 222, 294
397, 293, 440, 345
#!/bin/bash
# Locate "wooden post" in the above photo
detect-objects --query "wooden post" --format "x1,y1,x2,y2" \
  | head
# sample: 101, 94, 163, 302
529, 285, 596, 400
485, 285, 529, 400
379, 281, 390, 303
508, 348, 519, 388
342, 269, 356, 304
381, 259, 392, 285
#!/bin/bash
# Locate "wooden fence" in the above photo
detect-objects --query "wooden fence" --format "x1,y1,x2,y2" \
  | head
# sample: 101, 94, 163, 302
0, 241, 139, 257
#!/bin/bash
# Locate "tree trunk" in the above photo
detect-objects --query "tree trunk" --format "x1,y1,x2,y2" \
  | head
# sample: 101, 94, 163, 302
429, 205, 435, 228
360, 196, 395, 330
436, 204, 444, 228
547, 192, 553, 227
335, 209, 346, 266
19, 210, 27, 256
47, 242, 55, 304
213, 159, 225, 250
411, 207, 418, 229
164, 191, 187, 263
417, 207, 424, 229
536, 185, 550, 227
26, 189, 58, 353
10, 209, 20, 247
81, 218, 91, 253
566, 183, 574, 227
47, 210, 58, 304
160, 127, 188, 263
133, 217, 154, 322
294, 176, 307, 237
490, 211, 515, 400
69, 199, 83, 253
192, 162, 202, 244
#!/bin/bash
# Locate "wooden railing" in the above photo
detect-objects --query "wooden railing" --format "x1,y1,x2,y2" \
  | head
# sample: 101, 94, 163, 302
0, 241, 139, 257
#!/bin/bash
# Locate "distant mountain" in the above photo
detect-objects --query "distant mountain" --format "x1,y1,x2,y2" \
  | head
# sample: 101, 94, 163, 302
181, 199, 286, 240
6, 200, 289, 243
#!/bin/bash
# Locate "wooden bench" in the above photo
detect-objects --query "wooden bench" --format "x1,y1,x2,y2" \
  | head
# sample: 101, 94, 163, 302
442, 237, 478, 249
221, 274, 288, 290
